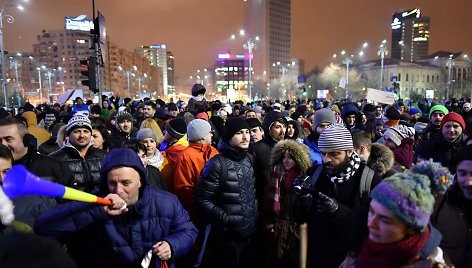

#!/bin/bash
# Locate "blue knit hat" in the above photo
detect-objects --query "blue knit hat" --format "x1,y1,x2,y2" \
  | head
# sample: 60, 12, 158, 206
370, 160, 453, 232
408, 107, 421, 116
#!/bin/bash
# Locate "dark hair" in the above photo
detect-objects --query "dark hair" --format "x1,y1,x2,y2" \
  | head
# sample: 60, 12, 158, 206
144, 100, 156, 110
0, 144, 13, 165
452, 144, 472, 168
122, 139, 147, 154
352, 131, 372, 151
0, 117, 27, 138
92, 125, 110, 151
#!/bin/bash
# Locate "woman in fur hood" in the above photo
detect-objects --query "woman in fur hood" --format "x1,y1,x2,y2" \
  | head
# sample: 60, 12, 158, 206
264, 139, 312, 267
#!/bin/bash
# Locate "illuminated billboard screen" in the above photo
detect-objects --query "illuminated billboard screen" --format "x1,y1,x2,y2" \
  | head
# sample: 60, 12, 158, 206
65, 15, 94, 31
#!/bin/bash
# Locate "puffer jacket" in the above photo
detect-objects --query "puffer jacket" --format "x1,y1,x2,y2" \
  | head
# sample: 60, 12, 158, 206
108, 125, 138, 149
196, 141, 258, 241
49, 141, 106, 192
22, 111, 50, 145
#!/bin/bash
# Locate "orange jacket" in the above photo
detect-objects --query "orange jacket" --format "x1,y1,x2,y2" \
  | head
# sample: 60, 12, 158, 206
160, 135, 188, 193
173, 143, 218, 223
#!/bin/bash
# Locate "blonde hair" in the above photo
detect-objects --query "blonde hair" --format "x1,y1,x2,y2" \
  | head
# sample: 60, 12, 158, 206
140, 118, 164, 146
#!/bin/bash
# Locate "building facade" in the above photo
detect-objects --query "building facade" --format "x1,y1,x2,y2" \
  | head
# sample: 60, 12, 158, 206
391, 8, 430, 62
214, 53, 247, 102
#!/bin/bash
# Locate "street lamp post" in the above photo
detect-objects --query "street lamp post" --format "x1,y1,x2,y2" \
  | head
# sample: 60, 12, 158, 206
332, 43, 368, 100
378, 40, 388, 91
36, 67, 42, 103
343, 57, 353, 99
231, 30, 259, 101
118, 66, 131, 97
446, 54, 455, 101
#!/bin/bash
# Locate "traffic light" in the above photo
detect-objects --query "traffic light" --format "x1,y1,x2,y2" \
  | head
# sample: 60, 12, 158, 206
80, 57, 99, 94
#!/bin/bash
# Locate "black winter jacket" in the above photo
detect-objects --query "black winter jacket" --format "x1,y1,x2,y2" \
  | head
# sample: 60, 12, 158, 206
196, 141, 258, 241
108, 126, 137, 149
49, 142, 106, 193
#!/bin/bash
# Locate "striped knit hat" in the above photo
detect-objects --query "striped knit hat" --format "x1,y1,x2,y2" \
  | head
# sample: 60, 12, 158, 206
383, 125, 415, 147
318, 124, 353, 151
371, 160, 453, 232
66, 115, 92, 135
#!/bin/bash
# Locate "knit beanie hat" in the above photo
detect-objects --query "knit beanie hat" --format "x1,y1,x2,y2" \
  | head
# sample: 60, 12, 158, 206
246, 118, 262, 128
136, 128, 157, 142
383, 125, 415, 147
313, 108, 336, 129
382, 105, 401, 126
439, 112, 466, 130
195, 112, 209, 121
463, 102, 471, 109
429, 105, 449, 118
187, 119, 212, 142
165, 117, 187, 139
290, 111, 303, 121
44, 113, 56, 127
115, 111, 133, 124
223, 117, 249, 143
371, 160, 453, 232
66, 115, 92, 135
318, 124, 353, 151
414, 122, 428, 135
408, 107, 421, 116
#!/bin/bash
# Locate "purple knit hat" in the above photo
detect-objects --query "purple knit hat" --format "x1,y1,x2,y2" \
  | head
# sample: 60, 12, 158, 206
370, 160, 453, 232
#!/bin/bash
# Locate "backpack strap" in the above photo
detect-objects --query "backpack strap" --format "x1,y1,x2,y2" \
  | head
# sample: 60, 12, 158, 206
310, 165, 323, 188
214, 154, 228, 186
359, 166, 375, 198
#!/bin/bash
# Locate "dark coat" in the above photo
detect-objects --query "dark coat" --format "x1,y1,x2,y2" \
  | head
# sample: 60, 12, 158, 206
416, 131, 469, 172
34, 187, 197, 268
49, 143, 106, 192
108, 126, 138, 149
195, 141, 258, 241
295, 163, 382, 268
432, 183, 472, 268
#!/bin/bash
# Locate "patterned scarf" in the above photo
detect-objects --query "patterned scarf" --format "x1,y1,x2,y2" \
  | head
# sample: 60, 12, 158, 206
268, 164, 300, 217
329, 152, 361, 184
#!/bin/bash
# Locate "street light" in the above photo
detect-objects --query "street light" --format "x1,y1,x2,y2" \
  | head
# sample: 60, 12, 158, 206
332, 43, 368, 100
378, 40, 388, 90
446, 54, 455, 101
1, 0, 27, 107
231, 30, 259, 101
272, 61, 297, 100
118, 66, 131, 97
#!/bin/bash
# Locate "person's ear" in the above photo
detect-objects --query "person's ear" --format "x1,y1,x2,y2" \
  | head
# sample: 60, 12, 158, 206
346, 150, 354, 157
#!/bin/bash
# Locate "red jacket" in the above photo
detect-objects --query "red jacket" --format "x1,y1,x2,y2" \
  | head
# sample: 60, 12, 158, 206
173, 143, 218, 224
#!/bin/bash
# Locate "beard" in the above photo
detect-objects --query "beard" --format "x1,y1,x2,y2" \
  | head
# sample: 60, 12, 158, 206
325, 154, 351, 176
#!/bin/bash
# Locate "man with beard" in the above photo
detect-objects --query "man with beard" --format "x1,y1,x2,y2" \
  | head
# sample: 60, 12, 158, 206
421, 104, 448, 140
50, 115, 106, 192
294, 124, 382, 267
109, 111, 137, 149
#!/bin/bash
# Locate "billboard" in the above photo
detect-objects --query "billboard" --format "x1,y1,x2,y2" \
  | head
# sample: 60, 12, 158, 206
65, 15, 94, 31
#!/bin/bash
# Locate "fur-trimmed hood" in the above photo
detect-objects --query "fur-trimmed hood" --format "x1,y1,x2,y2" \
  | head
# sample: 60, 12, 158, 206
270, 139, 312, 173
367, 143, 394, 176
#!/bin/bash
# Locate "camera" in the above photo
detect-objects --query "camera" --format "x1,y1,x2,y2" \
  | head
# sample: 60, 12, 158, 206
293, 175, 318, 196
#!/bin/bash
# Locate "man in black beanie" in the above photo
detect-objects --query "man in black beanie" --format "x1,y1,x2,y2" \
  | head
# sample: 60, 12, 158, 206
196, 117, 257, 268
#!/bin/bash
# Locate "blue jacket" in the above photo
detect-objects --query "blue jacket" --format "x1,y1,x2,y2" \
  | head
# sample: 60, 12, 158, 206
35, 186, 197, 268
304, 136, 323, 165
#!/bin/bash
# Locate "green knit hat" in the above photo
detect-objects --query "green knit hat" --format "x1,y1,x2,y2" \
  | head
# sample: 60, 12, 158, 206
428, 105, 449, 118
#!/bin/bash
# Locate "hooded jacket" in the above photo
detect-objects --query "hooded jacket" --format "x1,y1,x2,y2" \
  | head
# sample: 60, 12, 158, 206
22, 111, 50, 145
35, 148, 197, 268
160, 135, 189, 193
366, 143, 396, 178
253, 111, 288, 204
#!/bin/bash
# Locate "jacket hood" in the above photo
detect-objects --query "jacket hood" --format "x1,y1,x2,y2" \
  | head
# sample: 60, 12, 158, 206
22, 111, 38, 127
367, 143, 394, 176
270, 139, 312, 173
341, 103, 359, 119
99, 147, 147, 194
262, 111, 287, 145
286, 118, 302, 140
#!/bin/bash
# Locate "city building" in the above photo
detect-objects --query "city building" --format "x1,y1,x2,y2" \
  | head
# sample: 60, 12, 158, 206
391, 8, 430, 62
214, 53, 247, 102
134, 45, 175, 96
244, 0, 291, 94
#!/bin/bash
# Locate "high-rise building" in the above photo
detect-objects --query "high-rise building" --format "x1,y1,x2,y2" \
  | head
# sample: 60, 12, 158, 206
391, 8, 430, 62
214, 53, 247, 101
244, 0, 291, 87
134, 45, 175, 95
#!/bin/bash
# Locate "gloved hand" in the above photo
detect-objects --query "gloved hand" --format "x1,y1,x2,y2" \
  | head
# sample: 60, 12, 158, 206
314, 192, 339, 214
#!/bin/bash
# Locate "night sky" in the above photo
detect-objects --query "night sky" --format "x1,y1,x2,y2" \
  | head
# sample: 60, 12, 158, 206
5, 0, 471, 87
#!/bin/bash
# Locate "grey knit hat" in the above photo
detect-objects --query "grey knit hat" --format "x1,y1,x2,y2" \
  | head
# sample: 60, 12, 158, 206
187, 119, 212, 142
318, 124, 353, 151
136, 128, 157, 142
313, 108, 336, 129
115, 111, 133, 124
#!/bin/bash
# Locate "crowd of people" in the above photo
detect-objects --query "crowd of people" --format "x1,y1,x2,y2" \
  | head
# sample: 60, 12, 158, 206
0, 83, 471, 268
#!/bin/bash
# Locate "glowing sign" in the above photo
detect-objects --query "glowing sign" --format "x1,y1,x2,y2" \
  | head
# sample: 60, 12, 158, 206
218, 53, 231, 59
391, 18, 401, 29
402, 8, 421, 19
235, 54, 245, 59
65, 15, 94, 31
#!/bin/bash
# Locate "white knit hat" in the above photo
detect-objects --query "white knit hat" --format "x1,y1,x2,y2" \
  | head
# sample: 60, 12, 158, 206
384, 125, 415, 146
318, 124, 353, 151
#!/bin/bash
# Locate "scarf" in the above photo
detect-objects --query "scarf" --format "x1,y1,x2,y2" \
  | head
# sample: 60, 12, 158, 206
268, 164, 300, 217
329, 152, 361, 184
355, 226, 430, 268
